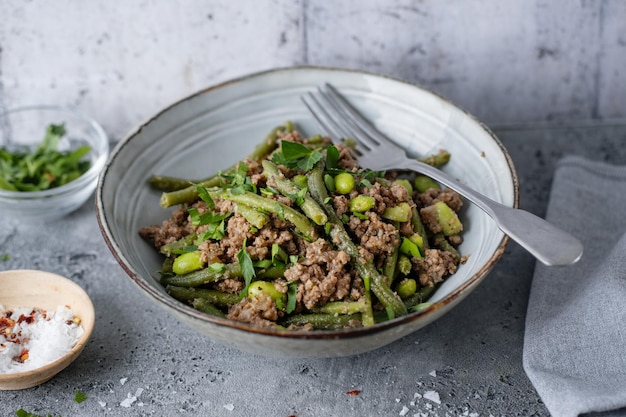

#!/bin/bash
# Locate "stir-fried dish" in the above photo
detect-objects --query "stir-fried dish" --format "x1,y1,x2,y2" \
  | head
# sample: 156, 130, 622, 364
140, 123, 467, 330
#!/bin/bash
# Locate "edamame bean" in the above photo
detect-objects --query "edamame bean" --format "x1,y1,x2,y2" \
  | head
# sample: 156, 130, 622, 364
396, 278, 417, 299
414, 175, 440, 193
349, 195, 376, 212
172, 251, 205, 275
248, 281, 287, 309
334, 172, 355, 194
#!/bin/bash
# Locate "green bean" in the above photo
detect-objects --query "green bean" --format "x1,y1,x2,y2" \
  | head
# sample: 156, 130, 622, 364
432, 233, 461, 262
419, 149, 450, 167
410, 208, 430, 250
158, 124, 284, 208
191, 298, 226, 318
159, 233, 197, 256
403, 285, 436, 310
280, 313, 361, 330
166, 285, 242, 307
382, 239, 400, 285
334, 172, 355, 194
235, 203, 270, 228
262, 160, 328, 226
223, 190, 318, 240
162, 263, 284, 287
308, 162, 407, 318
149, 175, 196, 192
311, 299, 369, 315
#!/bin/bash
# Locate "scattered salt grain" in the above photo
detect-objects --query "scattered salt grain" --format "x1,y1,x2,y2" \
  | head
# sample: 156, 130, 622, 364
223, 403, 235, 411
423, 390, 441, 404
0, 304, 83, 374
98, 401, 106, 408
399, 405, 410, 416
120, 393, 137, 408
429, 370, 437, 377
120, 377, 128, 385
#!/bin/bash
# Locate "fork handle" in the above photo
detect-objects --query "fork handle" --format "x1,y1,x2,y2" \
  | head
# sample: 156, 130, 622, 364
399, 159, 583, 266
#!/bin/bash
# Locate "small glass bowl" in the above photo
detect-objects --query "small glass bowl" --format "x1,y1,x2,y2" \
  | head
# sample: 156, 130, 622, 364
0, 105, 109, 221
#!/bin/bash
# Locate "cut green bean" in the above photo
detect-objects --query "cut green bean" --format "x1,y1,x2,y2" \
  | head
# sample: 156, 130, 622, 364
172, 251, 205, 275
162, 263, 284, 287
403, 285, 436, 310
419, 150, 450, 167
311, 299, 369, 315
262, 160, 328, 226
414, 175, 440, 193
160, 233, 197, 256
223, 190, 318, 240
235, 203, 270, 228
422, 201, 463, 236
166, 285, 242, 307
191, 298, 226, 318
280, 313, 362, 330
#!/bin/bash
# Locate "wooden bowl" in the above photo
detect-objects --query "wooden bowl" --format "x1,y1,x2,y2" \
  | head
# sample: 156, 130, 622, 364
0, 269, 95, 390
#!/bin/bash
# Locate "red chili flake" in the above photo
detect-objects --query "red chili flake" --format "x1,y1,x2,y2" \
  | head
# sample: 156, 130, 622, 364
0, 316, 15, 334
345, 389, 361, 396
17, 313, 35, 324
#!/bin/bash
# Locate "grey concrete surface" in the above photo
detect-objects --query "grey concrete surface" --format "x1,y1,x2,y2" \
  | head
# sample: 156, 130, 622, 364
0, 1, 625, 142
2, 122, 626, 416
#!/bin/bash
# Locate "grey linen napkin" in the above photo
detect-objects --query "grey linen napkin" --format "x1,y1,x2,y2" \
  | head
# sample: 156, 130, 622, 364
523, 155, 626, 417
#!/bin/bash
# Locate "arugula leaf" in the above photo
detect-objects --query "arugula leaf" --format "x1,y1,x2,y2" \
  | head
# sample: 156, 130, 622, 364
237, 238, 256, 295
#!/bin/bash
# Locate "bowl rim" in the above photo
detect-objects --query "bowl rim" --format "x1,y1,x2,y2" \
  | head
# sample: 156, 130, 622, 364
96, 65, 519, 340
0, 104, 109, 199
0, 269, 95, 389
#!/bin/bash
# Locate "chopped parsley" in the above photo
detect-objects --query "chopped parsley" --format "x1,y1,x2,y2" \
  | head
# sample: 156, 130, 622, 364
271, 141, 322, 172
0, 123, 91, 192
237, 238, 256, 296
74, 390, 87, 404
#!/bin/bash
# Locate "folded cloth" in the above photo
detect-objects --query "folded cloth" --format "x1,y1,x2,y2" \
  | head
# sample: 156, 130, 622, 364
523, 155, 626, 417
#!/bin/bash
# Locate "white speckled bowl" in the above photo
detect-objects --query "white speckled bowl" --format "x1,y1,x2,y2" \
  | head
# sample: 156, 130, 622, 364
0, 269, 95, 390
96, 67, 518, 358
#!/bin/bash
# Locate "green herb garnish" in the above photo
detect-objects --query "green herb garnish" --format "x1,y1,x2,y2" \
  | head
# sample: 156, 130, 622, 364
271, 141, 323, 172
237, 238, 256, 296
74, 390, 87, 403
0, 123, 91, 192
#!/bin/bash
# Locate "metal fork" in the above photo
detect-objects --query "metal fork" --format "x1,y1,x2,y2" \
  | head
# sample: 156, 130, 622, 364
301, 83, 583, 266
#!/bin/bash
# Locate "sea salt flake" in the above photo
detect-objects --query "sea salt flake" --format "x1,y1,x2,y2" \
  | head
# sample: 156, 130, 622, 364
223, 403, 235, 411
0, 305, 83, 374
429, 370, 437, 377
120, 377, 128, 385
400, 405, 410, 416
120, 393, 137, 408
423, 390, 441, 404
98, 401, 106, 408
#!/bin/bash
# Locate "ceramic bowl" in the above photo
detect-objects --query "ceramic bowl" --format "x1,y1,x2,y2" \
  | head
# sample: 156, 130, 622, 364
0, 269, 95, 390
0, 105, 109, 221
96, 66, 518, 358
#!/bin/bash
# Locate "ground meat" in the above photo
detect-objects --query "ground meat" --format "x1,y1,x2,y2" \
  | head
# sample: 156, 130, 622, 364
416, 188, 463, 212
337, 146, 359, 171
359, 181, 415, 215
347, 212, 399, 258
413, 248, 459, 287
214, 278, 244, 293
227, 291, 278, 328
284, 239, 352, 310
419, 206, 442, 234
138, 207, 193, 249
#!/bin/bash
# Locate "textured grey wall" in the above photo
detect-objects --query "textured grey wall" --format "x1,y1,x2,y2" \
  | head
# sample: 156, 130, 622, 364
0, 0, 624, 141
